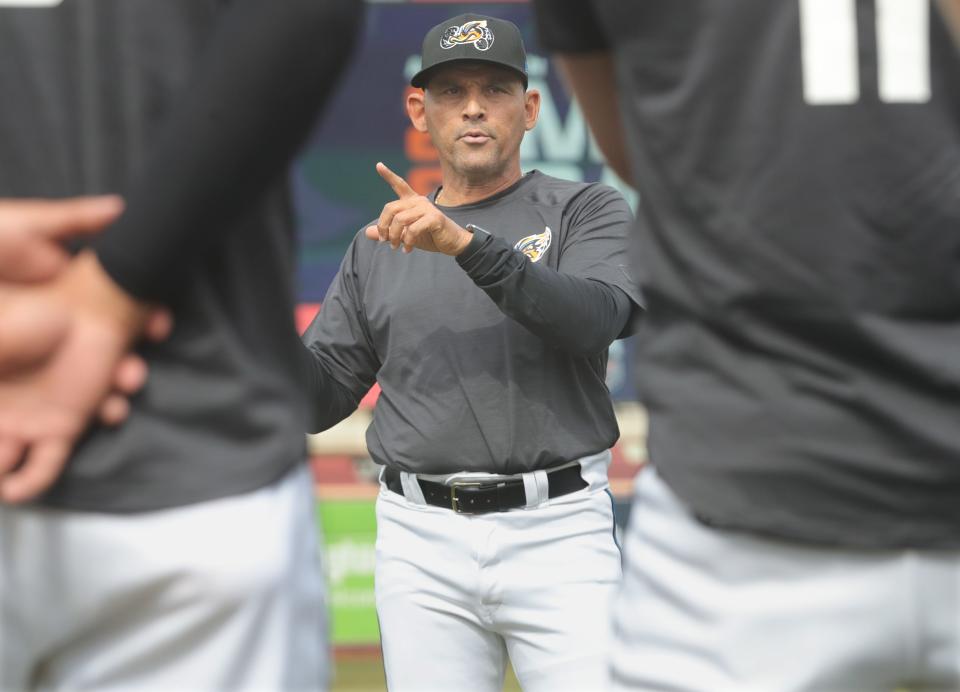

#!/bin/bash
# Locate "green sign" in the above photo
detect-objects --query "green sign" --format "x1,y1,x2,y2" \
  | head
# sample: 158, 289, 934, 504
317, 499, 380, 645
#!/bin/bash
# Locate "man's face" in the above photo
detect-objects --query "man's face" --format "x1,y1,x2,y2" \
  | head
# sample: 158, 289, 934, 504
408, 62, 539, 182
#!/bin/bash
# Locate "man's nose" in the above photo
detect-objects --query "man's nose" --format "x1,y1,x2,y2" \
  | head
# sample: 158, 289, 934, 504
462, 93, 485, 119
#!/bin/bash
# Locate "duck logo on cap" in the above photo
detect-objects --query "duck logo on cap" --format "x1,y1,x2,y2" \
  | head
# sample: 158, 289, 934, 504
514, 227, 552, 263
440, 19, 495, 52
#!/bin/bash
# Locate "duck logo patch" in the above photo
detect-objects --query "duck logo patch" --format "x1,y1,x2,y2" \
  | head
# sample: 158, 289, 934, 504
440, 20, 495, 52
514, 227, 552, 263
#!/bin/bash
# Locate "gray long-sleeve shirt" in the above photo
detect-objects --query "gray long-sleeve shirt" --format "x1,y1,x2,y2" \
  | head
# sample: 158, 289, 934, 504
302, 171, 643, 475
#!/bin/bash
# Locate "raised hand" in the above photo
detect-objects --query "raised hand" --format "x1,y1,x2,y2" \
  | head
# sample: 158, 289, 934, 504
365, 162, 474, 256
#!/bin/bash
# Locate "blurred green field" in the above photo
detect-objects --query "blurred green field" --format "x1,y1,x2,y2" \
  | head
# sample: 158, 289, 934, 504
332, 655, 521, 692
331, 657, 918, 691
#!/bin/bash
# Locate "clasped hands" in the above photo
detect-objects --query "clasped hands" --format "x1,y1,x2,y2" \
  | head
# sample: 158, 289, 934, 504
0, 197, 170, 504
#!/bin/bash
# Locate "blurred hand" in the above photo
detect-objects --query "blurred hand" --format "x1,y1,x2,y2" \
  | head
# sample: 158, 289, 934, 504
0, 196, 125, 373
96, 308, 174, 428
0, 250, 168, 503
938, 0, 960, 47
0, 196, 124, 282
365, 163, 473, 256
0, 196, 172, 435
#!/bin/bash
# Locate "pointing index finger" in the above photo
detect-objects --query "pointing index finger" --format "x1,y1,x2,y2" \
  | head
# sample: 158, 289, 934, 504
376, 162, 416, 199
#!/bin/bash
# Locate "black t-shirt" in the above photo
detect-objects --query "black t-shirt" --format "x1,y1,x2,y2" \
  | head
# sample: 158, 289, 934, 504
537, 0, 960, 547
0, 0, 361, 512
302, 171, 642, 474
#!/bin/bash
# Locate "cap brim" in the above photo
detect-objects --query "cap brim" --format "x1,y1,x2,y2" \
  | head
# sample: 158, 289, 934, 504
410, 58, 528, 89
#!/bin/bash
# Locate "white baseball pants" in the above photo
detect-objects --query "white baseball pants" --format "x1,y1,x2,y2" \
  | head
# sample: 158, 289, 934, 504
0, 465, 327, 692
612, 467, 960, 691
375, 451, 622, 692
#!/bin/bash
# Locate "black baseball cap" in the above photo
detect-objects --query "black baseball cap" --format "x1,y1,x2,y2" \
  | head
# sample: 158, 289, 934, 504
410, 14, 528, 89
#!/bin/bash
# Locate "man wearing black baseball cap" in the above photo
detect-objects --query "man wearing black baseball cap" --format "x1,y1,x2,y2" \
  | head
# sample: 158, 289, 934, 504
410, 13, 529, 88
302, 11, 642, 692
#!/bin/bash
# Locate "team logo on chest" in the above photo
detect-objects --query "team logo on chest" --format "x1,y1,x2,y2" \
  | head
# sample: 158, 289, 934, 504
514, 227, 552, 263
440, 20, 495, 51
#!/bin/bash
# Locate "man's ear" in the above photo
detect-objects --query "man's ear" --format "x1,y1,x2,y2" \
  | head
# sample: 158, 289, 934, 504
524, 88, 541, 132
407, 89, 428, 133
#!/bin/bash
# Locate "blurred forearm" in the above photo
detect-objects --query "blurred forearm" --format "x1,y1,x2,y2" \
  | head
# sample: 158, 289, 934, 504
938, 0, 960, 47
555, 53, 634, 188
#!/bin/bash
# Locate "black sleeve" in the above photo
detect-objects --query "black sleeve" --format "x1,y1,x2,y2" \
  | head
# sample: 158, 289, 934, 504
300, 236, 381, 433
297, 342, 367, 435
533, 0, 610, 53
92, 0, 363, 303
456, 185, 643, 357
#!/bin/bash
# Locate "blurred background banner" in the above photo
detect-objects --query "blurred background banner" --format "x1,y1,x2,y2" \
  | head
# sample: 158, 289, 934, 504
318, 500, 380, 647
294, 0, 646, 664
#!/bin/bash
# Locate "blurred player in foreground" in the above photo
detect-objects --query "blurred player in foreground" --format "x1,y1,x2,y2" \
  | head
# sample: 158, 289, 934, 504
0, 1, 361, 689
535, 0, 960, 689
301, 14, 642, 692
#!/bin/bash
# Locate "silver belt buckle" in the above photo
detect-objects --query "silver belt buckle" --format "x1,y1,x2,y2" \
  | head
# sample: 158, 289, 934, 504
448, 479, 484, 512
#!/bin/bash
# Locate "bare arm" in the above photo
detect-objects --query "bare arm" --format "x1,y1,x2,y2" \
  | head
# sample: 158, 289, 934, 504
554, 53, 635, 188
937, 0, 960, 47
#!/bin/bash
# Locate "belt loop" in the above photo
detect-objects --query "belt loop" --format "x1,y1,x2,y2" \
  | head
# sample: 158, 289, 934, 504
577, 449, 612, 491
522, 469, 549, 508
400, 471, 427, 505
535, 469, 550, 505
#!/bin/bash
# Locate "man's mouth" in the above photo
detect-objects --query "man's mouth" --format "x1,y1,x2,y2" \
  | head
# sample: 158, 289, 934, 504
460, 130, 492, 144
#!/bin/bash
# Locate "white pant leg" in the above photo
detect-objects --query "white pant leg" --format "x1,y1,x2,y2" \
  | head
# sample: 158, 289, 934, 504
494, 488, 622, 692
375, 490, 508, 692
0, 464, 327, 692
611, 467, 960, 692
375, 476, 621, 692
919, 554, 960, 690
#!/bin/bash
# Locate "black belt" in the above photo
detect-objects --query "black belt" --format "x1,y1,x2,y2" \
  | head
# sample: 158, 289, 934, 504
383, 464, 587, 515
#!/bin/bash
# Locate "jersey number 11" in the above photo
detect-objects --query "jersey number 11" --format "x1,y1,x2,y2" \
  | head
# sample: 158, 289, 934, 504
799, 0, 931, 105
